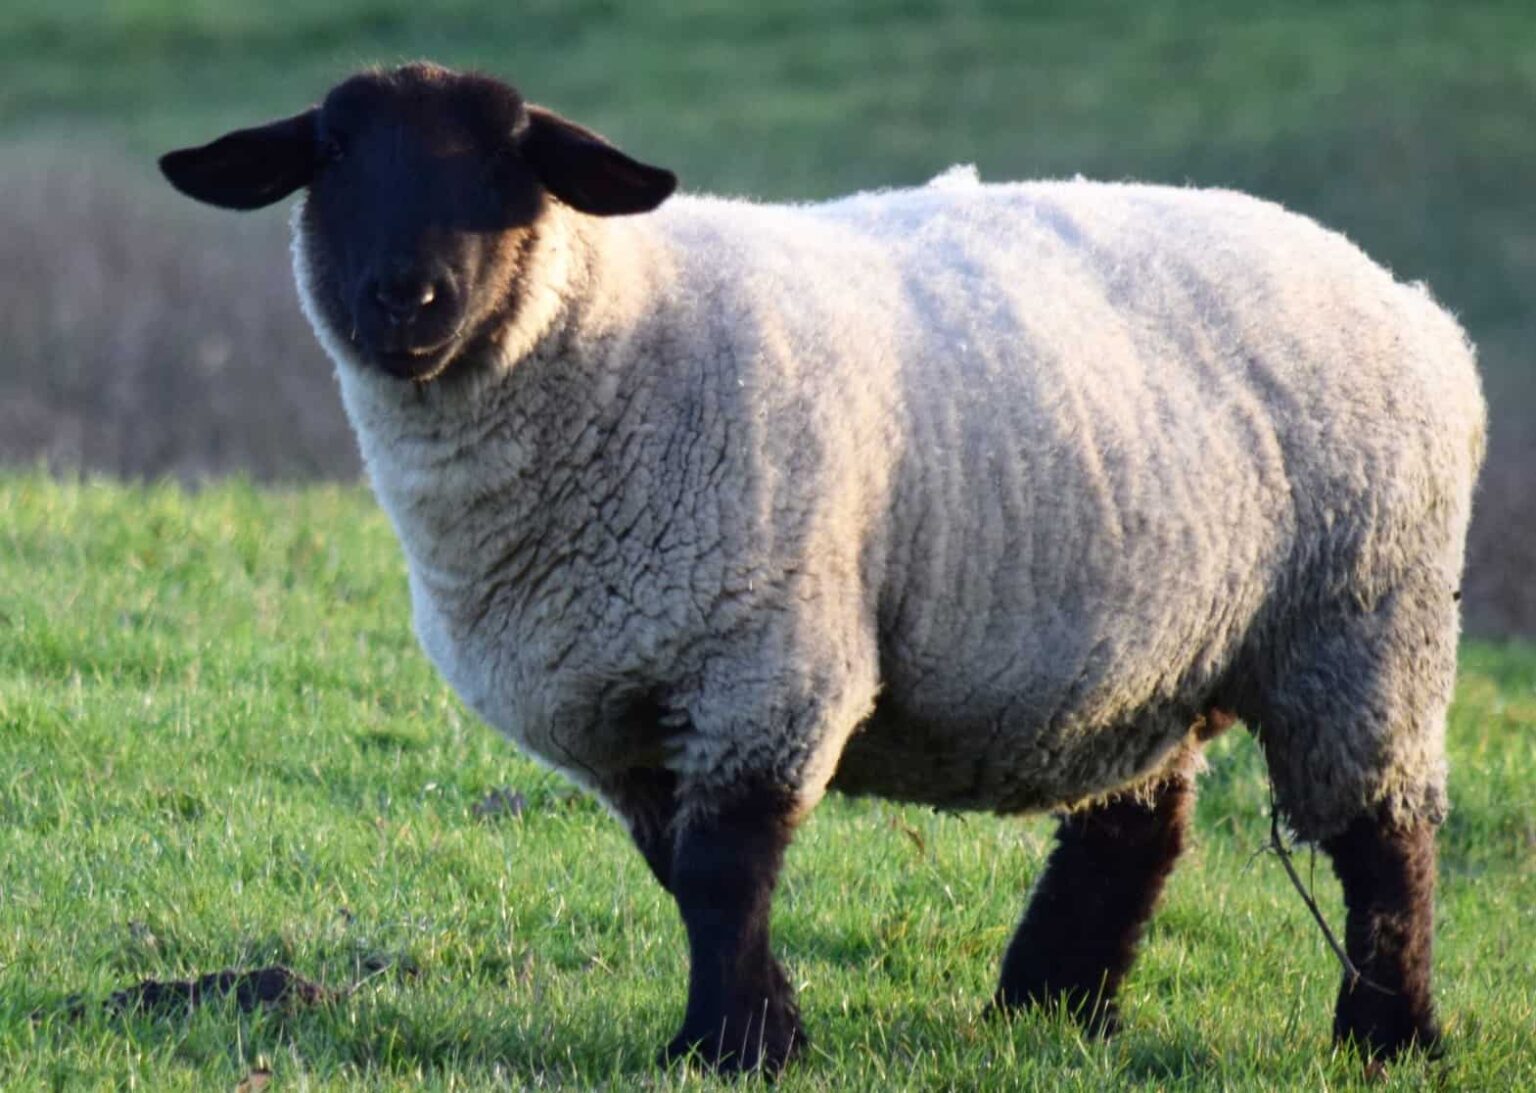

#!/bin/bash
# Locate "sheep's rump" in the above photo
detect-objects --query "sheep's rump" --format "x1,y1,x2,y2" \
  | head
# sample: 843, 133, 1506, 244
663, 179, 1483, 828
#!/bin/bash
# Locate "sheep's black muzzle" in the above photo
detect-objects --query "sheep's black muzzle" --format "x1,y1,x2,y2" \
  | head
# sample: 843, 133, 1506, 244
352, 263, 466, 380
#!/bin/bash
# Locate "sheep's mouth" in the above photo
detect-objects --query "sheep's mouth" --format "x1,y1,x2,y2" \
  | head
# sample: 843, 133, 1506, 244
350, 307, 468, 382
366, 339, 461, 382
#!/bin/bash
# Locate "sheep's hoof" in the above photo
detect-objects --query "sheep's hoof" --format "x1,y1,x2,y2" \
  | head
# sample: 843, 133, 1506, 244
1334, 999, 1444, 1062
988, 988, 1121, 1038
659, 1000, 806, 1075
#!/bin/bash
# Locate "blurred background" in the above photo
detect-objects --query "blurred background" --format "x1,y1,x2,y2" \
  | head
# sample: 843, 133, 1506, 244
2, 0, 1531, 634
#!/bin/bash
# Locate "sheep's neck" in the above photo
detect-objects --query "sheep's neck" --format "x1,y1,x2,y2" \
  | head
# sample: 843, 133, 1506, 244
347, 211, 675, 610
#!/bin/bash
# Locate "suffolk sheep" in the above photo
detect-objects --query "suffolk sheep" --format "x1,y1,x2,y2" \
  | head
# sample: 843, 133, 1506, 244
159, 63, 1485, 1073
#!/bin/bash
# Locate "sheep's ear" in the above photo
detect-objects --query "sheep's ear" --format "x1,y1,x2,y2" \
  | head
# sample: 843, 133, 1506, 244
520, 106, 676, 217
159, 110, 318, 211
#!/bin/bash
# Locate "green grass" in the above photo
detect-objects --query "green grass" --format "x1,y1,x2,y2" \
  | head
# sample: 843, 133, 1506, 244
1, 471, 1532, 1089
4, 8, 1533, 1083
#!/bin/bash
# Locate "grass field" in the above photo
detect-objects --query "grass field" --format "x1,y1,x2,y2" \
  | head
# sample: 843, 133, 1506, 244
4, 2, 1536, 1084
2, 473, 1532, 1089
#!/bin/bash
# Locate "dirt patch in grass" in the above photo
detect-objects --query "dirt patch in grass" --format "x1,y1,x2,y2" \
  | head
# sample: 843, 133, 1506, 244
45, 965, 334, 1022
472, 786, 529, 821
105, 966, 333, 1015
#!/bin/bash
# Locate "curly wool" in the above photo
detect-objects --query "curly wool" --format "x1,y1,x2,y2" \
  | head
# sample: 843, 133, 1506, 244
295, 173, 1485, 839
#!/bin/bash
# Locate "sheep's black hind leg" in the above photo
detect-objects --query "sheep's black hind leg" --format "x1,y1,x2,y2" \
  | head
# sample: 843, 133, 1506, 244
995, 773, 1195, 1034
659, 780, 805, 1074
1322, 810, 1442, 1059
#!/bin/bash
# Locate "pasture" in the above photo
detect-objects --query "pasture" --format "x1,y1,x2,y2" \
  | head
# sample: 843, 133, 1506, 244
1, 474, 1532, 1088
4, 0, 1535, 1087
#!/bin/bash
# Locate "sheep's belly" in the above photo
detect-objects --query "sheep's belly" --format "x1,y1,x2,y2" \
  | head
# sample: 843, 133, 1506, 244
827, 694, 1198, 813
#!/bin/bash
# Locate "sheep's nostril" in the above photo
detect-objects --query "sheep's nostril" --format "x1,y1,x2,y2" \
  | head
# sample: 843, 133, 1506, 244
371, 277, 438, 323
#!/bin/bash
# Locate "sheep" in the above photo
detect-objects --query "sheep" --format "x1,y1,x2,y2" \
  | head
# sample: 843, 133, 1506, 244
159, 62, 1486, 1073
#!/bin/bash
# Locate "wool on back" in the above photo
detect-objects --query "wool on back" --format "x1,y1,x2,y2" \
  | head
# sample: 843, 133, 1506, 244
627, 176, 1483, 814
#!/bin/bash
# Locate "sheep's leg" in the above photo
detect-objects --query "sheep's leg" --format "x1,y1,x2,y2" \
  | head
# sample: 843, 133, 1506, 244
1240, 588, 1451, 1057
659, 779, 805, 1074
606, 767, 680, 891
994, 772, 1195, 1033
1321, 810, 1442, 1058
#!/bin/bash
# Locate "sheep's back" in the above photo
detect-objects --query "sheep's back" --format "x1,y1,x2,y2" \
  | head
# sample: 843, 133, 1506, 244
786, 179, 1484, 809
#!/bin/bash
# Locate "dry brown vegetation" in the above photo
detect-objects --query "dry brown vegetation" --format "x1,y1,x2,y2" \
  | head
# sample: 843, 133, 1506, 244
0, 142, 356, 482
1463, 428, 1536, 638
1, 145, 1530, 635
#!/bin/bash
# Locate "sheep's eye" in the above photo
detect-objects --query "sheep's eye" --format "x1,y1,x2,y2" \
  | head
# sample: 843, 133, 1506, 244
320, 137, 345, 164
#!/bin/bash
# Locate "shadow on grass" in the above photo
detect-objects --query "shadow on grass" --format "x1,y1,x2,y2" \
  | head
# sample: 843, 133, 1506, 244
28, 988, 667, 1085
336, 998, 663, 1080
1111, 1030, 1222, 1084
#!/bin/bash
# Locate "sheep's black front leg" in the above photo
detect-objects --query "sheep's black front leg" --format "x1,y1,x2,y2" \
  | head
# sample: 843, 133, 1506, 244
660, 781, 805, 1074
607, 767, 680, 891
994, 774, 1194, 1034
1322, 810, 1442, 1059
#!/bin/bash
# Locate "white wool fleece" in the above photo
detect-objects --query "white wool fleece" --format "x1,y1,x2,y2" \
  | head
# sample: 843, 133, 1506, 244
294, 175, 1485, 839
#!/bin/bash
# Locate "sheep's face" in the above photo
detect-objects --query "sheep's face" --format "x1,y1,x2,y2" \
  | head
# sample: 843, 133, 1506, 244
159, 63, 676, 382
